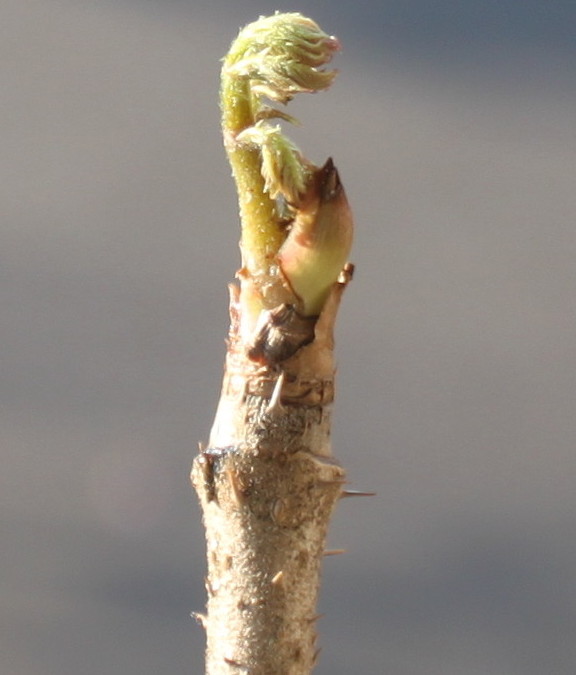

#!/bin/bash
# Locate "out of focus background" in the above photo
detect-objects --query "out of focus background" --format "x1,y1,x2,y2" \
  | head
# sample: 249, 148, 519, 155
3, 1, 576, 673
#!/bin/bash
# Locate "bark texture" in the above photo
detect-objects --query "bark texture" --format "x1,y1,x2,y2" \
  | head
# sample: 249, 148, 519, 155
191, 267, 352, 674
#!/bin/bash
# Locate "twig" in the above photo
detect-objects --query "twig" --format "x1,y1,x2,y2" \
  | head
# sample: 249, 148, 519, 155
191, 13, 354, 674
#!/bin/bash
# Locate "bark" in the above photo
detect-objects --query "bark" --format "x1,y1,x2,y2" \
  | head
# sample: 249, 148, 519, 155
191, 266, 352, 674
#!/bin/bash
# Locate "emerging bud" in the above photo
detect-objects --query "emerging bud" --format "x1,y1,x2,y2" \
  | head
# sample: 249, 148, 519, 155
236, 122, 309, 203
277, 159, 353, 316
225, 12, 340, 105
220, 12, 350, 324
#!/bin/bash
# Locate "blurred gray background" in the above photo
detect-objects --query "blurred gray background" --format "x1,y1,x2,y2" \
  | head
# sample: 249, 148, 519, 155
3, 1, 576, 673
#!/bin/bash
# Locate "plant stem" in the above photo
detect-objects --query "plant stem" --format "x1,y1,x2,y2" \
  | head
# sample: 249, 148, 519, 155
220, 71, 283, 281
192, 13, 354, 674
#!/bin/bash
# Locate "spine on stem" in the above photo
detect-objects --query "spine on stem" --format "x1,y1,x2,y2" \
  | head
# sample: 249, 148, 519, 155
191, 13, 354, 674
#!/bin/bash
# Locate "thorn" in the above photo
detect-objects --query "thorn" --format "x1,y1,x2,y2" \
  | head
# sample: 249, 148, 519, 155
313, 646, 322, 666
310, 455, 342, 469
191, 611, 207, 628
197, 441, 206, 452
265, 370, 286, 414
323, 548, 346, 556
305, 613, 324, 624
271, 570, 284, 585
340, 489, 376, 498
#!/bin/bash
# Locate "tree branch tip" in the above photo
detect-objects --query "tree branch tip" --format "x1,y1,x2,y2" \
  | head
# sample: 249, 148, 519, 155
195, 15, 356, 671
220, 12, 350, 319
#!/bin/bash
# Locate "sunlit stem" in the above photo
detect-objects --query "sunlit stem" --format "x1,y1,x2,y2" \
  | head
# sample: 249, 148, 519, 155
220, 72, 284, 281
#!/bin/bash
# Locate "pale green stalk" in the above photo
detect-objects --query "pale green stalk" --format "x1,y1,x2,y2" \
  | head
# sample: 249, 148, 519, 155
219, 12, 349, 329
